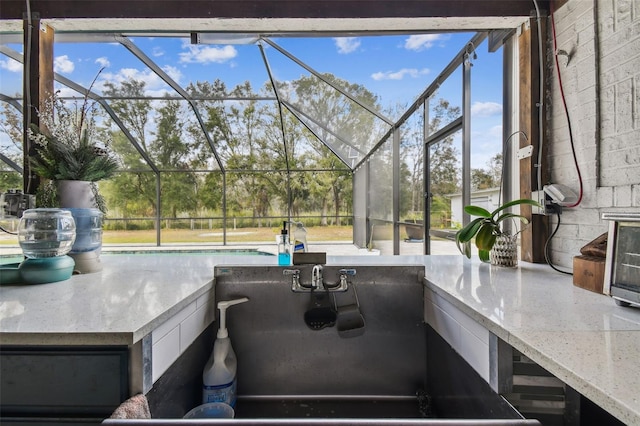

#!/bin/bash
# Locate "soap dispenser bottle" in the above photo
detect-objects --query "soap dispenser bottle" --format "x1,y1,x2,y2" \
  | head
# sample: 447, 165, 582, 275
202, 297, 249, 407
293, 222, 308, 253
278, 221, 291, 266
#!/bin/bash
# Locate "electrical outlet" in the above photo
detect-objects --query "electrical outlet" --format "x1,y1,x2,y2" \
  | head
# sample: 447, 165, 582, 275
531, 190, 547, 215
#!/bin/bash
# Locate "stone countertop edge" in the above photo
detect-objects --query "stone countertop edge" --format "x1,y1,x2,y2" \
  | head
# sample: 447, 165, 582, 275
0, 254, 224, 347
421, 256, 640, 426
505, 331, 637, 426
0, 280, 215, 347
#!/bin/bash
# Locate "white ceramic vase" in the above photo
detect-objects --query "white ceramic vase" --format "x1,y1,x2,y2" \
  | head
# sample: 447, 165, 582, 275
56, 180, 98, 209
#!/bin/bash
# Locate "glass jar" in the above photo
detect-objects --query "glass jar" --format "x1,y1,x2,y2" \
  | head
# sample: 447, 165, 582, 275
18, 209, 76, 258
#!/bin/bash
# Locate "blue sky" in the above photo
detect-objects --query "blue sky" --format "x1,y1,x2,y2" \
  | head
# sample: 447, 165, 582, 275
0, 32, 504, 169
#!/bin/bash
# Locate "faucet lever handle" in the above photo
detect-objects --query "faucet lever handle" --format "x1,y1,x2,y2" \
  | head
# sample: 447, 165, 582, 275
283, 269, 300, 276
335, 268, 356, 291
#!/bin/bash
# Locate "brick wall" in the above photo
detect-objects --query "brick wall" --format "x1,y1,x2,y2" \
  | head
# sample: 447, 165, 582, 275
546, 0, 640, 267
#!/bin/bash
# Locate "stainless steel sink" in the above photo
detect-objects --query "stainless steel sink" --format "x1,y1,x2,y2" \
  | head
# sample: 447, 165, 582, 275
104, 265, 541, 426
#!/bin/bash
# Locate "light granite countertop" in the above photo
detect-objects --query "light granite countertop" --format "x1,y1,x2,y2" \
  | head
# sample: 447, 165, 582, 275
0, 253, 276, 345
1, 253, 638, 424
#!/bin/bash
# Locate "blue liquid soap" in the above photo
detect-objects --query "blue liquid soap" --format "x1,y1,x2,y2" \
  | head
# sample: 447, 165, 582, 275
277, 221, 291, 266
278, 252, 291, 266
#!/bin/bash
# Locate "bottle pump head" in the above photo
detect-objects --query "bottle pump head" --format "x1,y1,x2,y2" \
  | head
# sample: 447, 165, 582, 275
217, 297, 249, 338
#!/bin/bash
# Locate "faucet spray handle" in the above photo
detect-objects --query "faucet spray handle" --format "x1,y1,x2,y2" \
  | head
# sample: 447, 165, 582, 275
338, 268, 356, 289
311, 264, 324, 290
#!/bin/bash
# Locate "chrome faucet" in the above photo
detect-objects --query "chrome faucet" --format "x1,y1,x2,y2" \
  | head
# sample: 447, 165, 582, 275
311, 264, 324, 290
287, 266, 352, 292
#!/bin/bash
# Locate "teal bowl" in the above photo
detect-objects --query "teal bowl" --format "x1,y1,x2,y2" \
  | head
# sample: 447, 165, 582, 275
18, 256, 75, 284
0, 263, 22, 285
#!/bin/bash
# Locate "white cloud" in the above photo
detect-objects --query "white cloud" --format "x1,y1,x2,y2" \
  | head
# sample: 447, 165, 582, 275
98, 68, 163, 94
471, 101, 502, 117
470, 125, 503, 168
488, 125, 503, 139
404, 34, 443, 51
0, 57, 22, 72
334, 37, 360, 54
97, 65, 183, 97
371, 68, 429, 81
152, 46, 165, 57
54, 55, 75, 74
179, 45, 237, 64
95, 57, 111, 68
163, 65, 183, 84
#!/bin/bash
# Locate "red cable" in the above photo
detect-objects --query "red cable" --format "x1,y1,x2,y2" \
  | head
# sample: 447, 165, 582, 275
550, 3, 584, 207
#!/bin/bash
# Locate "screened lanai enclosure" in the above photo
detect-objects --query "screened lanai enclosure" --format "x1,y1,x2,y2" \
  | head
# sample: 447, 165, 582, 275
0, 21, 526, 254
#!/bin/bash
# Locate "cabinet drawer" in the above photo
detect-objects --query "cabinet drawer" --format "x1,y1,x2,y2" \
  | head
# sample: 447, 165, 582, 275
0, 346, 128, 417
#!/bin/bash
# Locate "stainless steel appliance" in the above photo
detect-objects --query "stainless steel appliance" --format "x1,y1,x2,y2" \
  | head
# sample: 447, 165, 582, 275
603, 212, 640, 307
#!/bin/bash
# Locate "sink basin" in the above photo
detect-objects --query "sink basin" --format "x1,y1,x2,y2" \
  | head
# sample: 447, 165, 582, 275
107, 265, 541, 426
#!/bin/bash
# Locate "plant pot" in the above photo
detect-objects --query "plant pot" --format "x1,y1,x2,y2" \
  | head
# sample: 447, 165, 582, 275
490, 234, 518, 267
55, 181, 103, 273
56, 180, 97, 209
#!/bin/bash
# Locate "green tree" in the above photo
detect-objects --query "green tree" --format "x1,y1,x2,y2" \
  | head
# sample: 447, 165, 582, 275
101, 79, 156, 218
284, 73, 374, 225
153, 98, 198, 218
103, 80, 151, 152
428, 99, 461, 197
471, 153, 502, 190
0, 101, 24, 192
188, 80, 276, 225
398, 106, 425, 219
230, 82, 277, 223
487, 153, 503, 186
471, 169, 494, 190
398, 98, 461, 228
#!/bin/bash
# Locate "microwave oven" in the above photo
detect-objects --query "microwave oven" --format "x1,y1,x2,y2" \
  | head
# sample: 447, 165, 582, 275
603, 212, 640, 307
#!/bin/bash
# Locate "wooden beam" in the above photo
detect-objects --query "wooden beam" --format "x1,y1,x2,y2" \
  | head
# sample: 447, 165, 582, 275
21, 19, 54, 195
22, 14, 40, 194
1, 0, 545, 20
39, 24, 55, 109
518, 18, 549, 263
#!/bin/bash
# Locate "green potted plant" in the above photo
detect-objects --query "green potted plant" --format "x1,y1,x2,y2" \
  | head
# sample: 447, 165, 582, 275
27, 71, 118, 213
455, 198, 541, 266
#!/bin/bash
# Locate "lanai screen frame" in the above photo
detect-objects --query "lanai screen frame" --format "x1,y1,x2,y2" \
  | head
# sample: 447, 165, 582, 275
1, 29, 517, 252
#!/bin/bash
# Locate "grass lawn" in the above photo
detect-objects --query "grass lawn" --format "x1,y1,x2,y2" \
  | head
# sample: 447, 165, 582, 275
2, 223, 417, 247
100, 225, 355, 245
